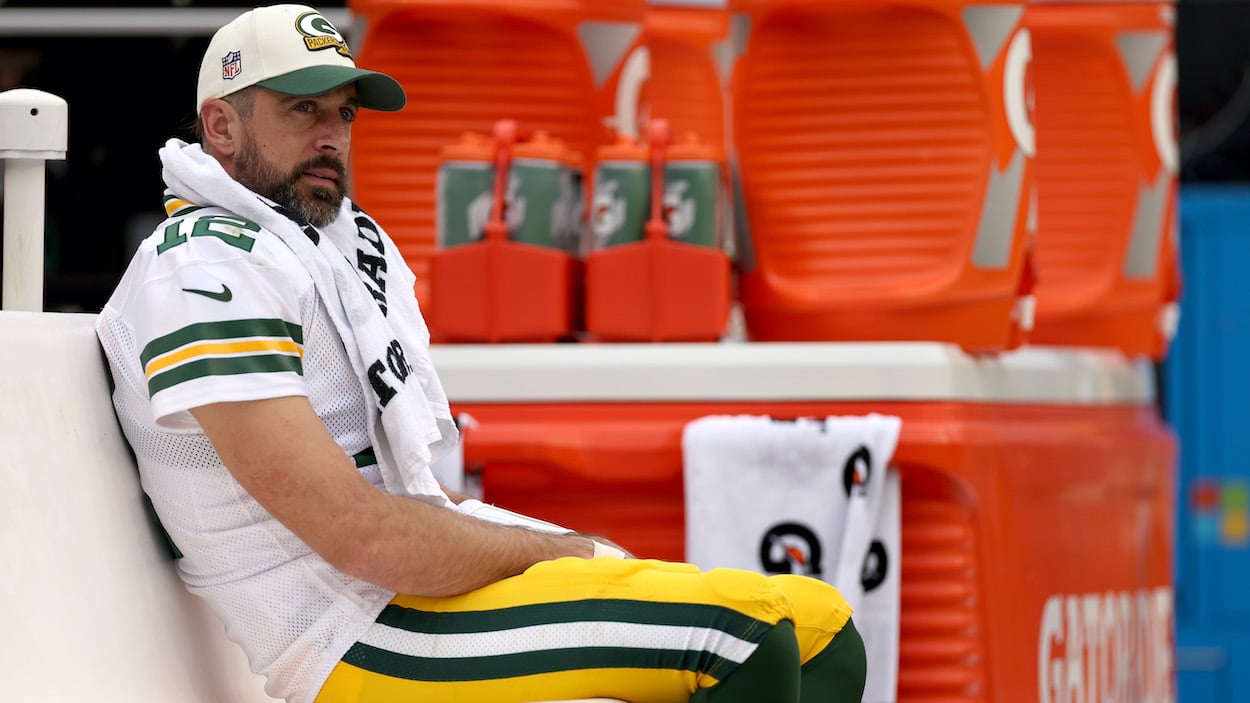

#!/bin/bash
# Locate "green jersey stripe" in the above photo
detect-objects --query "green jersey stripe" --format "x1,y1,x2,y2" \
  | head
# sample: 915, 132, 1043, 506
147, 353, 303, 396
374, 599, 768, 640
341, 642, 729, 682
140, 318, 304, 367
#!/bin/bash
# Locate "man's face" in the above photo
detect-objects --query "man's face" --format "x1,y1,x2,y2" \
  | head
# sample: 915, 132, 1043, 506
231, 85, 358, 227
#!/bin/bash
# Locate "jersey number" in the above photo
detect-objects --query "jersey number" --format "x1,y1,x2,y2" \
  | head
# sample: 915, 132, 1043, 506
157, 216, 260, 255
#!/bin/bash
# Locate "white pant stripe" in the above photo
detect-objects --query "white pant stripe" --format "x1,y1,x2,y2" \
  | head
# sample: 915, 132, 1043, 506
358, 620, 761, 663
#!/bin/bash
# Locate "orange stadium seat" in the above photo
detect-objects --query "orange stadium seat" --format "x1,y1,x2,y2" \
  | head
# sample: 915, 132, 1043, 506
728, 0, 1035, 353
1026, 1, 1180, 359
644, 3, 731, 156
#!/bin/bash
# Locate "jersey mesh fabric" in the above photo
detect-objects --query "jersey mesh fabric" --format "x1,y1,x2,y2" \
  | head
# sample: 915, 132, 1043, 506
96, 210, 397, 703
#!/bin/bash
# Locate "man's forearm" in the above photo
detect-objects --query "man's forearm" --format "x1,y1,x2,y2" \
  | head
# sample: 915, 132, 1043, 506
193, 397, 597, 599
346, 494, 596, 596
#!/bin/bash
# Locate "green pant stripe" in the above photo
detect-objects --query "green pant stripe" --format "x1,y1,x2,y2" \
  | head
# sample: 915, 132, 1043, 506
342, 642, 733, 682
375, 599, 768, 638
147, 353, 303, 395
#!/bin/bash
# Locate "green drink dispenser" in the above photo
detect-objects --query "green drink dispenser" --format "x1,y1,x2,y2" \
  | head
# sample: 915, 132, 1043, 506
436, 131, 495, 248
663, 133, 723, 249
590, 135, 651, 249
510, 132, 580, 250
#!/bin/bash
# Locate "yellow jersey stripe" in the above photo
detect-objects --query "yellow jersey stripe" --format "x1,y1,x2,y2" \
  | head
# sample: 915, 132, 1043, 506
145, 339, 303, 379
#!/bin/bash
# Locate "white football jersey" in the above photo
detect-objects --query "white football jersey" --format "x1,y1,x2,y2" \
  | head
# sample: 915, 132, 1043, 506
96, 198, 397, 703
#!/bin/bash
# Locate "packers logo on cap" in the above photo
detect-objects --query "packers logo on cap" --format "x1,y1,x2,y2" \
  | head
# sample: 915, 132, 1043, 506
296, 11, 352, 58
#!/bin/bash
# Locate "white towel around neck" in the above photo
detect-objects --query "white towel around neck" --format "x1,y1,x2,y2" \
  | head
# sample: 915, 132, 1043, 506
160, 138, 458, 505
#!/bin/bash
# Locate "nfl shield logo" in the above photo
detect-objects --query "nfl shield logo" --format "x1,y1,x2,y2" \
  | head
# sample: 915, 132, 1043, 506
221, 51, 242, 81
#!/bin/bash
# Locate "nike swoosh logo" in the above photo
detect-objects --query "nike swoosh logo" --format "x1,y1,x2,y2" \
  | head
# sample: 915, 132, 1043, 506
182, 284, 233, 302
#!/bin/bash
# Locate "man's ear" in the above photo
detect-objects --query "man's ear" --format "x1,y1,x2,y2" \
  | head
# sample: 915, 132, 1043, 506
200, 98, 241, 158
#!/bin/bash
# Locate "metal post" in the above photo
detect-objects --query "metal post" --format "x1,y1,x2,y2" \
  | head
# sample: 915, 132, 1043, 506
0, 88, 68, 312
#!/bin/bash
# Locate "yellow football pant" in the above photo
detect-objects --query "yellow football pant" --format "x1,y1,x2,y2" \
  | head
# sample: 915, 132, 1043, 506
315, 557, 853, 703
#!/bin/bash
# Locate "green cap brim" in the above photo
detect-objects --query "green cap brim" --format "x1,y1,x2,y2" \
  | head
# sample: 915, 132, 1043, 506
258, 65, 406, 112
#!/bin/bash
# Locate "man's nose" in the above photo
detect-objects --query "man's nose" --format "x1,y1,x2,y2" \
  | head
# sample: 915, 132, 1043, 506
315, 115, 350, 153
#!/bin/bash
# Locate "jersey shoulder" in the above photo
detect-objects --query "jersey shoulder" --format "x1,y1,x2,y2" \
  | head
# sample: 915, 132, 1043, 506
135, 199, 295, 269
105, 200, 312, 319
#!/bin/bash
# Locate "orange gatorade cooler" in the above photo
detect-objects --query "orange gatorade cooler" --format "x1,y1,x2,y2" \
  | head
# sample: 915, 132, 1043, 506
1026, 1, 1180, 359
428, 120, 582, 343
349, 0, 648, 303
431, 342, 1175, 702
728, 0, 1035, 353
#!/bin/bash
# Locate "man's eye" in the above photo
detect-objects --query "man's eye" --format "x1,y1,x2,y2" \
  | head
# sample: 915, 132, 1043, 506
294, 102, 315, 113
341, 109, 358, 122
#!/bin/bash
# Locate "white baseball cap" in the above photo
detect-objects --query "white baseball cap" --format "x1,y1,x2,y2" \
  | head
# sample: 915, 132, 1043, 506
196, 4, 406, 114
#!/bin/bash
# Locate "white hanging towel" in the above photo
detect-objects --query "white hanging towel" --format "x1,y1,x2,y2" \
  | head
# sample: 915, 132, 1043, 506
682, 413, 902, 703
857, 469, 901, 703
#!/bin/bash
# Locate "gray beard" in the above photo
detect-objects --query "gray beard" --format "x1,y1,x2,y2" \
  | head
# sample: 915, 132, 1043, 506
235, 138, 345, 228
269, 180, 342, 228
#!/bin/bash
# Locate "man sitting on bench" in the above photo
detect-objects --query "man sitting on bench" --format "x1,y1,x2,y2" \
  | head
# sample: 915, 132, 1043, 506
94, 5, 867, 702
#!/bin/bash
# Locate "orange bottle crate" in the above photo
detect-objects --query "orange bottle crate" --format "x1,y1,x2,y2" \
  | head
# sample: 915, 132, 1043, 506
428, 120, 581, 342
584, 120, 732, 342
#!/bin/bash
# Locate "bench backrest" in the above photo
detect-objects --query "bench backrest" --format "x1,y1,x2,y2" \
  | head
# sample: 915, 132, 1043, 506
0, 311, 275, 702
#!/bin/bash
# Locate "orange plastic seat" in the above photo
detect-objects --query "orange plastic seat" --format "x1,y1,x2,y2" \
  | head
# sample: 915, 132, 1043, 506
1026, 1, 1180, 359
728, 0, 1035, 353
644, 3, 730, 152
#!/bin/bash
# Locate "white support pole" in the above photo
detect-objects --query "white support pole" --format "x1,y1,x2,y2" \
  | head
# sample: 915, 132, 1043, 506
3, 158, 48, 312
0, 88, 68, 312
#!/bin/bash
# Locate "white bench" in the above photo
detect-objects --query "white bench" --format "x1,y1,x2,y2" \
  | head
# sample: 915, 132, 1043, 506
0, 311, 277, 701
0, 311, 624, 703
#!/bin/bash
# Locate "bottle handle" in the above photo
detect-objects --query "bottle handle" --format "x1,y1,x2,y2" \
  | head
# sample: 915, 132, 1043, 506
486, 119, 520, 242
645, 118, 672, 242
